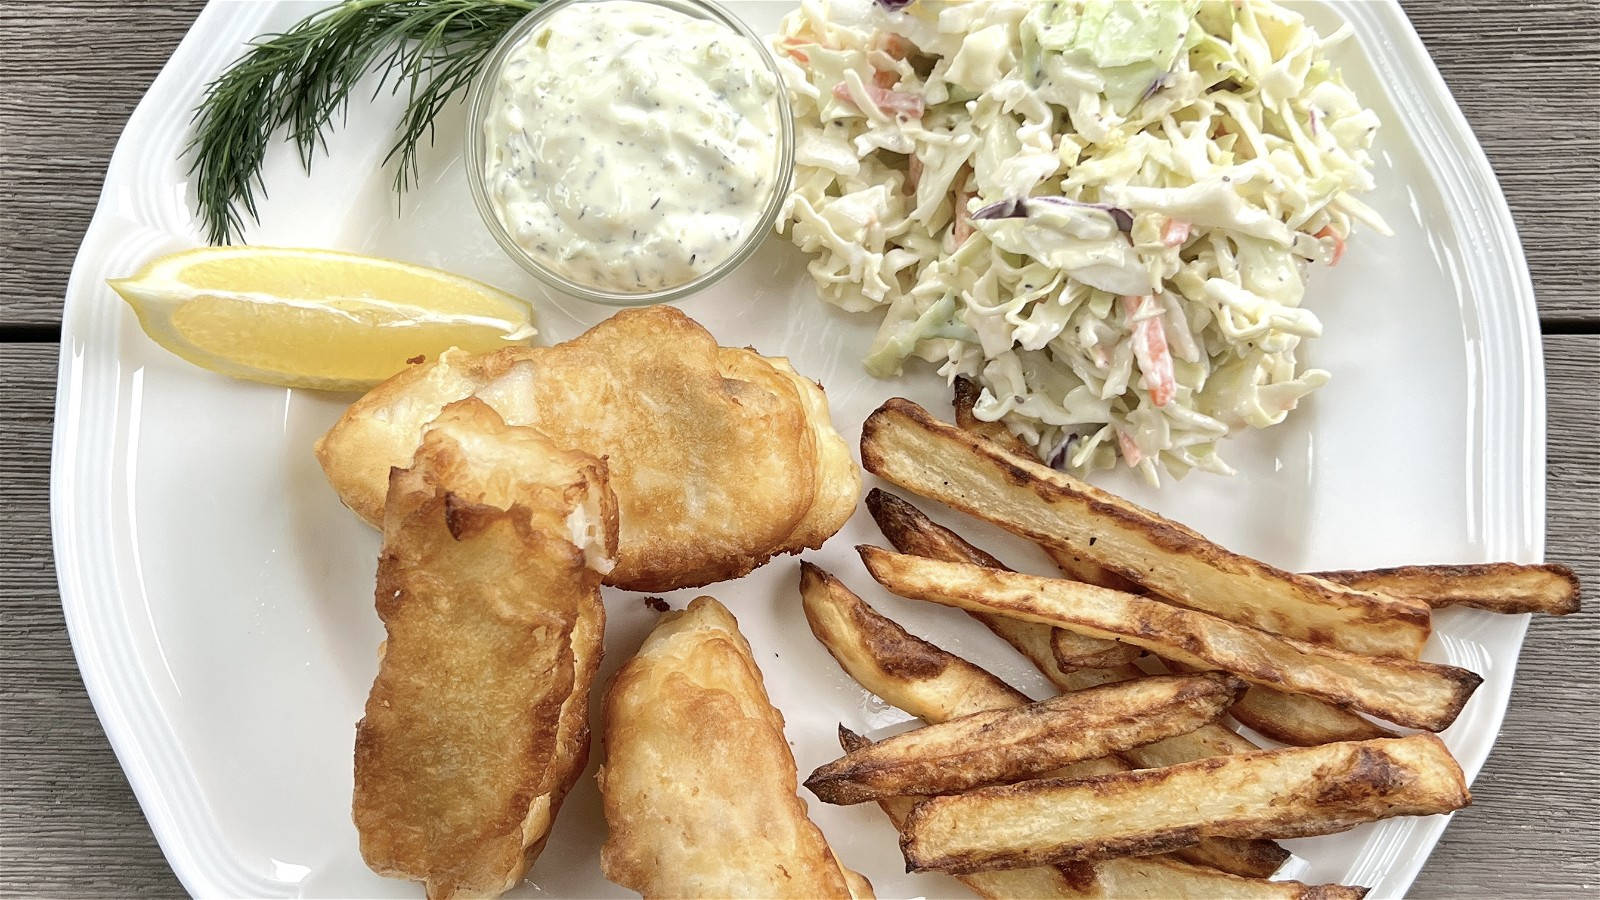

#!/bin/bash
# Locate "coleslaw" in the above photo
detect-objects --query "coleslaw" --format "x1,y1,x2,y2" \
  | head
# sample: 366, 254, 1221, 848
773, 0, 1387, 482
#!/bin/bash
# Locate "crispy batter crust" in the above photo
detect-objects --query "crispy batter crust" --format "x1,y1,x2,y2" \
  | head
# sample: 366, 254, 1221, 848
765, 355, 861, 551
353, 400, 615, 899
862, 397, 1432, 656
597, 596, 867, 899
316, 306, 849, 592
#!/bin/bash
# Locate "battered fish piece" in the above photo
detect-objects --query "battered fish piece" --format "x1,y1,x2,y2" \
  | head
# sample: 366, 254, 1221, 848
763, 354, 860, 549
597, 596, 871, 899
353, 400, 616, 899
316, 306, 852, 591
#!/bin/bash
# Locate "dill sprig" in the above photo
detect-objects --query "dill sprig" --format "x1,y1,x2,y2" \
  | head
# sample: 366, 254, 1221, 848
186, 0, 539, 245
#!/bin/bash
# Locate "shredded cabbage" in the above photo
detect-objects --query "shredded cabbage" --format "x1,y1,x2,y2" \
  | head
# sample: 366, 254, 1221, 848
774, 0, 1385, 483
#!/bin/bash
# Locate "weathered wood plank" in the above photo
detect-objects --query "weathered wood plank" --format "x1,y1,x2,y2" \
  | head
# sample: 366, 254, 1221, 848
0, 343, 184, 898
0, 1, 1594, 326
0, 0, 205, 328
1413, 334, 1600, 897
1401, 0, 1600, 324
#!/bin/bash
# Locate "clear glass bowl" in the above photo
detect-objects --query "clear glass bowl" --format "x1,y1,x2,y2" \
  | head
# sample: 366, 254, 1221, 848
464, 0, 794, 307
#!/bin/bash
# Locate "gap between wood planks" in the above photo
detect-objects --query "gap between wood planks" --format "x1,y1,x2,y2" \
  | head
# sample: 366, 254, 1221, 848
5, 320, 1597, 343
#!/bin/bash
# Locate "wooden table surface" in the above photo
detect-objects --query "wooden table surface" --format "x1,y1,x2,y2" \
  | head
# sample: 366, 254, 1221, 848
1, 1, 1595, 897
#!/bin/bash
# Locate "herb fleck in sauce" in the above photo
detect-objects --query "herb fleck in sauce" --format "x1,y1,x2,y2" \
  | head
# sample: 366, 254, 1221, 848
483, 0, 780, 293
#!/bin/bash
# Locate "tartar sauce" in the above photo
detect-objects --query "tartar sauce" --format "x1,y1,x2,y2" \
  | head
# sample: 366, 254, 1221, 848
482, 0, 782, 293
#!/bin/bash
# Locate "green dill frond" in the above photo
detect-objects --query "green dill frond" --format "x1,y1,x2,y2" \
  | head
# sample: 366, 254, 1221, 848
185, 0, 537, 245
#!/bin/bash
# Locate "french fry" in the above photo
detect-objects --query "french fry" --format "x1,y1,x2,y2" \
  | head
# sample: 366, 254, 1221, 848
1048, 627, 1143, 671
858, 548, 1482, 732
866, 489, 1141, 675
1314, 563, 1580, 616
1229, 683, 1396, 745
864, 493, 1272, 756
806, 674, 1245, 804
799, 561, 1025, 721
950, 376, 1142, 600
870, 488, 1379, 767
1077, 856, 1368, 900
900, 734, 1469, 873
950, 380, 1497, 745
798, 564, 1290, 879
1119, 721, 1257, 768
836, 730, 1366, 900
861, 398, 1431, 658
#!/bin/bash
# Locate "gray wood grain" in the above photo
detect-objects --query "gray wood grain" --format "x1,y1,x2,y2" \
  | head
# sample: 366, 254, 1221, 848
0, 343, 184, 899
0, 1, 1594, 327
1412, 334, 1600, 898
0, 0, 204, 329
1401, 0, 1600, 324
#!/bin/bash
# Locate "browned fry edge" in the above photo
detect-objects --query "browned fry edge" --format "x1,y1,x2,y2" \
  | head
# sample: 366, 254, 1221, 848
1314, 563, 1581, 615
805, 561, 1291, 878
805, 673, 1246, 804
837, 726, 1100, 892
951, 375, 1036, 458
1050, 628, 1142, 670
857, 546, 1484, 732
798, 560, 1021, 691
899, 736, 1469, 874
865, 488, 1138, 673
861, 398, 1433, 637
865, 488, 1007, 569
1228, 688, 1397, 746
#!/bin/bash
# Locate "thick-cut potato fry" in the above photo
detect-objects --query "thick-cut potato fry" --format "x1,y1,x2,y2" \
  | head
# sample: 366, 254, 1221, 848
861, 398, 1431, 657
807, 673, 1244, 804
1048, 626, 1143, 671
354, 400, 615, 899
799, 561, 1028, 720
798, 564, 1289, 878
1230, 684, 1396, 745
951, 381, 1437, 745
856, 495, 1299, 873
950, 376, 1143, 601
866, 489, 1140, 673
1120, 722, 1257, 769
859, 548, 1482, 732
1314, 563, 1580, 616
597, 596, 867, 899
902, 734, 1469, 873
861, 493, 1265, 742
1161, 660, 1396, 746
836, 730, 1364, 900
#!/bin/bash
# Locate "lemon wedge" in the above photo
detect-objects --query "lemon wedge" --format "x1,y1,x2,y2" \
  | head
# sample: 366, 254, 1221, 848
108, 246, 537, 391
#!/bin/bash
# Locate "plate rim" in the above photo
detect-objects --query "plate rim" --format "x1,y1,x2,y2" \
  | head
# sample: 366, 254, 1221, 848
49, 1, 1545, 897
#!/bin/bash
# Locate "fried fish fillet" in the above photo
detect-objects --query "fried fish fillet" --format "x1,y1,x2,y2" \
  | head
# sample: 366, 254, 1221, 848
353, 399, 616, 899
764, 354, 860, 549
316, 306, 855, 591
597, 596, 870, 899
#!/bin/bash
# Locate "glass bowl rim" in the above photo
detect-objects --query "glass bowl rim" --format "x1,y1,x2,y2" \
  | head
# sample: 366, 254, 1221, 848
463, 0, 796, 307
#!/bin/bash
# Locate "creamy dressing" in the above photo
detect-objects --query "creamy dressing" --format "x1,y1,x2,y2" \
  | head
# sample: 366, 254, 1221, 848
482, 0, 781, 293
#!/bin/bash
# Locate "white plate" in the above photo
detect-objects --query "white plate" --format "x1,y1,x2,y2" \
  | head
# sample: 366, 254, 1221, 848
53, 1, 1543, 897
